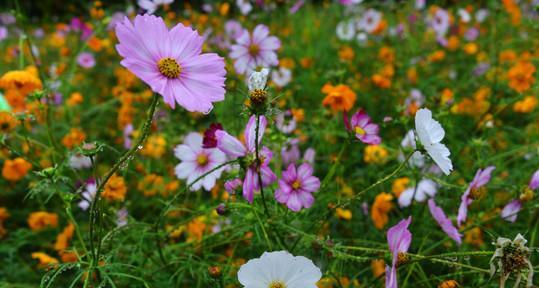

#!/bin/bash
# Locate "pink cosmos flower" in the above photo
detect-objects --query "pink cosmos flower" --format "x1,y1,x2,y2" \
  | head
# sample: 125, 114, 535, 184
501, 200, 522, 223
358, 9, 382, 33
501, 169, 539, 222
215, 115, 277, 203
386, 217, 412, 288
77, 52, 95, 68
429, 8, 450, 37
428, 199, 462, 245
457, 166, 495, 227
347, 109, 381, 145
275, 163, 320, 212
115, 14, 226, 113
174, 132, 227, 191
229, 24, 280, 75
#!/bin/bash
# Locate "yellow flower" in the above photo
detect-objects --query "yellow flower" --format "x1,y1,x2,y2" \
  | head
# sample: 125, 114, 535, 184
187, 217, 206, 242
335, 208, 352, 221
363, 145, 388, 165
140, 134, 167, 158
27, 211, 58, 231
371, 192, 393, 229
102, 174, 127, 202
2, 157, 32, 182
463, 43, 478, 55
392, 177, 410, 197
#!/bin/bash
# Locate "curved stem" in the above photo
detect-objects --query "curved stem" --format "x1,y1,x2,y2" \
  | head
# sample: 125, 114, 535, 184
88, 93, 159, 269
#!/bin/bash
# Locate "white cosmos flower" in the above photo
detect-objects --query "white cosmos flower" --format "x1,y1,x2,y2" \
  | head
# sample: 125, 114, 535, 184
414, 108, 453, 175
137, 0, 174, 14
336, 20, 356, 41
238, 251, 322, 288
398, 179, 438, 207
248, 68, 270, 92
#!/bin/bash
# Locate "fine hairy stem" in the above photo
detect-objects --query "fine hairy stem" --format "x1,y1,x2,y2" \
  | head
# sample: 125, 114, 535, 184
254, 115, 270, 217
154, 159, 238, 266
87, 93, 159, 271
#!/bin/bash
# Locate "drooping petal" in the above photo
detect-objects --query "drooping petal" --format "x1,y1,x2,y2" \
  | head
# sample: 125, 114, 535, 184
215, 130, 247, 158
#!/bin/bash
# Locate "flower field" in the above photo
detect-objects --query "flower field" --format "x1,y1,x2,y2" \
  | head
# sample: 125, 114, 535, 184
0, 0, 538, 287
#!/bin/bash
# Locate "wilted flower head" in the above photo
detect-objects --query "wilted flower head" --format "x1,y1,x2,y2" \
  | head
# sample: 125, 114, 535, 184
490, 234, 534, 287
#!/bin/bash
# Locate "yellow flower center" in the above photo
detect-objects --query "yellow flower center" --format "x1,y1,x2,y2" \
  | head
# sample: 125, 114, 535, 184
249, 89, 268, 106
354, 126, 366, 135
157, 57, 181, 78
248, 44, 260, 56
268, 281, 286, 288
197, 154, 209, 166
292, 180, 301, 190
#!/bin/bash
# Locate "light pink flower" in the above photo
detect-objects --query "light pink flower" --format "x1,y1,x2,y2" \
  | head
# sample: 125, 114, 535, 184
501, 200, 522, 223
428, 199, 462, 245
115, 14, 226, 113
174, 132, 227, 191
457, 166, 495, 227
386, 217, 412, 288
275, 163, 320, 212
229, 24, 280, 75
77, 52, 95, 68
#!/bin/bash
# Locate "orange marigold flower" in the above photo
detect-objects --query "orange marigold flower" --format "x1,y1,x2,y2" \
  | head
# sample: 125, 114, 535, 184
371, 259, 386, 278
187, 216, 206, 242
321, 83, 356, 112
338, 45, 355, 62
371, 192, 393, 229
102, 174, 127, 202
140, 134, 167, 158
137, 174, 165, 197
371, 74, 391, 89
27, 211, 58, 231
2, 157, 32, 182
67, 92, 84, 106
507, 61, 536, 93
54, 223, 75, 251
438, 280, 460, 288
0, 68, 42, 95
31, 252, 59, 269
513, 96, 537, 113
0, 207, 9, 238
378, 46, 395, 63
0, 111, 18, 133
61, 128, 87, 149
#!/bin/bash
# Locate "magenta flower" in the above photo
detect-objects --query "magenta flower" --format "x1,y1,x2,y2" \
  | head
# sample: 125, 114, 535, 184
457, 166, 495, 227
202, 123, 223, 149
347, 109, 381, 145
428, 199, 462, 245
501, 169, 539, 222
215, 115, 277, 203
275, 163, 320, 212
115, 14, 226, 113
229, 24, 280, 75
386, 216, 412, 288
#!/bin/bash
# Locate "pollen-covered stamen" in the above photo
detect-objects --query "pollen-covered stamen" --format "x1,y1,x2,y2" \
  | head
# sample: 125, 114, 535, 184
397, 252, 409, 266
157, 57, 181, 78
354, 126, 366, 135
268, 281, 286, 288
249, 89, 268, 106
197, 153, 209, 166
248, 44, 260, 57
292, 180, 301, 190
